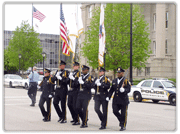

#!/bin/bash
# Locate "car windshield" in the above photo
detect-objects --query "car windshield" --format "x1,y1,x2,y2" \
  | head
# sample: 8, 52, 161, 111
162, 81, 176, 88
9, 75, 22, 79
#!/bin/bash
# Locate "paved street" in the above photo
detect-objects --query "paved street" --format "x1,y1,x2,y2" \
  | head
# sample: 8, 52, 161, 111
4, 87, 176, 131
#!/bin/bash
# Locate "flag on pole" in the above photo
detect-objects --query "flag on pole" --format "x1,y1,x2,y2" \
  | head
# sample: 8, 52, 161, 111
76, 4, 84, 37
33, 6, 46, 22
68, 4, 84, 58
60, 4, 70, 56
98, 4, 106, 66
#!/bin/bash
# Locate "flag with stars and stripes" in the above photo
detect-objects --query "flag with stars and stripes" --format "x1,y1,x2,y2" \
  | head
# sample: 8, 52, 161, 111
60, 4, 70, 56
98, 4, 106, 66
33, 6, 46, 22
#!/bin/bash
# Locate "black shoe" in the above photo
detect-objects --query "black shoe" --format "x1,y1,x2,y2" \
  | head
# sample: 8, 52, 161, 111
30, 103, 35, 106
57, 118, 62, 122
99, 126, 106, 130
43, 117, 50, 122
120, 127, 126, 131
60, 119, 67, 123
70, 120, 75, 123
80, 124, 88, 128
72, 122, 80, 125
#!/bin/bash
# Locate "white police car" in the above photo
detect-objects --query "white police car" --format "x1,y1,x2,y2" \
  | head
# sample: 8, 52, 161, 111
128, 78, 176, 106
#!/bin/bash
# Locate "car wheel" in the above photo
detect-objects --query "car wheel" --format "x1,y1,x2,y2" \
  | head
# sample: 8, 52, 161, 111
152, 100, 159, 103
9, 81, 13, 88
24, 83, 28, 89
133, 92, 142, 102
169, 95, 176, 106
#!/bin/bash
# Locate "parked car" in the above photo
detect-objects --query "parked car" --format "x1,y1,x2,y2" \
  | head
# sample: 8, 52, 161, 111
4, 74, 29, 88
128, 78, 176, 106
26, 75, 44, 89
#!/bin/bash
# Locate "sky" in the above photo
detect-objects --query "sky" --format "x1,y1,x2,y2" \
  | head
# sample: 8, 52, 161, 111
4, 3, 82, 35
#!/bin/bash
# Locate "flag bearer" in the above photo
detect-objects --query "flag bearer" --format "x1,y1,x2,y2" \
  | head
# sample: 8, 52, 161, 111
68, 62, 80, 125
52, 60, 70, 123
106, 67, 131, 131
76, 65, 94, 128
93, 67, 110, 130
39, 68, 54, 122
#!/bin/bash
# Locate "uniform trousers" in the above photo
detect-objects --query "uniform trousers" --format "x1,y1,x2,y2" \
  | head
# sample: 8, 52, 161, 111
112, 103, 128, 127
53, 91, 67, 120
68, 93, 79, 122
94, 100, 108, 127
76, 98, 90, 125
39, 96, 52, 120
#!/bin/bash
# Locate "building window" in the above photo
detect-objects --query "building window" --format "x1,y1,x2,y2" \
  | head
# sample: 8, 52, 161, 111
88, 5, 92, 18
153, 14, 156, 30
137, 69, 142, 76
50, 59, 54, 64
165, 39, 168, 54
166, 12, 168, 28
145, 67, 150, 76
153, 41, 156, 55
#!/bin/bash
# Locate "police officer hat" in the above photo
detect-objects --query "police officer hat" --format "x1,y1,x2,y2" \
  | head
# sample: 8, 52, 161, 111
73, 61, 80, 66
44, 68, 51, 73
98, 67, 106, 72
81, 65, 90, 70
60, 60, 66, 65
117, 67, 125, 73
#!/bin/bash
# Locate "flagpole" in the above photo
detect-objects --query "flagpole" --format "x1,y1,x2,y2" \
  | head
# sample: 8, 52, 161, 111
32, 3, 33, 29
78, 36, 83, 91
57, 4, 62, 88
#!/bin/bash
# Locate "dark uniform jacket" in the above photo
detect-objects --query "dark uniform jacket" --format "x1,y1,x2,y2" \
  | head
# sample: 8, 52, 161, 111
52, 69, 70, 96
77, 73, 94, 100
108, 77, 131, 105
40, 76, 54, 98
68, 70, 80, 95
93, 75, 110, 101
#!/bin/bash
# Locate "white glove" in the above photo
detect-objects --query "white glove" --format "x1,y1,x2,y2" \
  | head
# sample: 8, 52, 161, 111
106, 97, 109, 101
69, 75, 75, 80
79, 80, 84, 84
57, 76, 62, 80
97, 82, 101, 86
120, 88, 125, 93
69, 72, 73, 77
95, 79, 100, 84
78, 76, 82, 81
37, 85, 40, 89
48, 95, 52, 98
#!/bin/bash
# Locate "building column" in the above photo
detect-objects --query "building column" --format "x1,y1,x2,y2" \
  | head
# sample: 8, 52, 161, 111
156, 4, 166, 58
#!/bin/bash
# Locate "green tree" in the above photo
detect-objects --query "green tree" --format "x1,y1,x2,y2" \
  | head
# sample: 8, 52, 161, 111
4, 49, 18, 73
82, 4, 151, 77
6, 20, 43, 72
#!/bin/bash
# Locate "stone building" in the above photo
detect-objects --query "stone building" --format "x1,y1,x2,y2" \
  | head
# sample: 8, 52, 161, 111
80, 3, 176, 80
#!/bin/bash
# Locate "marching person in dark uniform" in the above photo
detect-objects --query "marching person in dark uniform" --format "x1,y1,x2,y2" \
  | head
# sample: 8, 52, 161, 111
106, 67, 131, 131
68, 62, 80, 125
93, 67, 110, 130
76, 65, 94, 128
52, 60, 70, 123
38, 68, 54, 122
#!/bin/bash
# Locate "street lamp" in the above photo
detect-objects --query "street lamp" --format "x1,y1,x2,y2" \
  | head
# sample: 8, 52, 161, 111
41, 52, 46, 75
18, 54, 22, 75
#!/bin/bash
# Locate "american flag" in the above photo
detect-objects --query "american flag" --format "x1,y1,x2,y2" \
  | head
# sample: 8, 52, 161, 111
33, 6, 46, 22
60, 4, 70, 56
